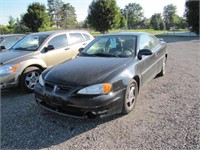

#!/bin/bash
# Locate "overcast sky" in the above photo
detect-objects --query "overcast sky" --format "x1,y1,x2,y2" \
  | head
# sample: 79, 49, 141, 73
0, 0, 186, 25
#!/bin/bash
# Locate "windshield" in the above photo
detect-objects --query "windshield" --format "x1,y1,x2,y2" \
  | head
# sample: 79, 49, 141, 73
0, 36, 22, 49
12, 34, 49, 51
81, 35, 136, 57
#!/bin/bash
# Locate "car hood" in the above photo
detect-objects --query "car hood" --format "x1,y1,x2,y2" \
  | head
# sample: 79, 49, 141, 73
45, 56, 132, 85
0, 49, 34, 64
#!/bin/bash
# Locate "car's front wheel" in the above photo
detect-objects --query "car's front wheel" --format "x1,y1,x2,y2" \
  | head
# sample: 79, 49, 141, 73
20, 67, 42, 93
122, 79, 138, 114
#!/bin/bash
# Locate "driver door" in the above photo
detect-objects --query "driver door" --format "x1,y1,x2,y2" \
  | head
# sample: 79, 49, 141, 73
139, 34, 158, 87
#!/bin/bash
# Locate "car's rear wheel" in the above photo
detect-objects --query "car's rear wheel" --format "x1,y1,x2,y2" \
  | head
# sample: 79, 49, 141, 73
122, 79, 138, 114
20, 67, 42, 93
158, 56, 167, 76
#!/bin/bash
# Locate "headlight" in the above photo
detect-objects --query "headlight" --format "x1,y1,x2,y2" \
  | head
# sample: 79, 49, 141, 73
77, 83, 112, 95
39, 74, 44, 86
0, 64, 20, 74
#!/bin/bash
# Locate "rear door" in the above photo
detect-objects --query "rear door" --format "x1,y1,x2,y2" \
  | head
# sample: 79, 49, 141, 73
68, 33, 88, 56
45, 34, 72, 67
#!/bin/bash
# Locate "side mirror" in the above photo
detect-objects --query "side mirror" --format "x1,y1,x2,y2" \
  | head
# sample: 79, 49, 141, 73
137, 49, 152, 60
159, 38, 166, 44
79, 48, 84, 53
0, 45, 6, 50
44, 45, 54, 52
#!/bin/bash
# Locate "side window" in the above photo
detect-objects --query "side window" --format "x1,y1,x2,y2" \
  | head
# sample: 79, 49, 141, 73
150, 35, 159, 48
69, 33, 85, 44
48, 34, 68, 49
82, 33, 91, 41
139, 34, 152, 50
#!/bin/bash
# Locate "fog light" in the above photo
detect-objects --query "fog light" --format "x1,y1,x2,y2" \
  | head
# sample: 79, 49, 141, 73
97, 109, 108, 114
35, 97, 43, 103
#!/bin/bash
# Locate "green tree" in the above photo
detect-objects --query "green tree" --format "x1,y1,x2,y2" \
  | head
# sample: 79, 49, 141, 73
7, 16, 15, 33
13, 15, 30, 33
173, 14, 183, 29
150, 13, 165, 30
119, 15, 126, 29
185, 0, 199, 34
23, 2, 51, 32
60, 3, 77, 29
124, 3, 144, 29
87, 0, 120, 33
150, 13, 161, 30
47, 0, 63, 27
142, 18, 151, 29
118, 9, 126, 29
81, 18, 89, 28
0, 25, 10, 34
159, 20, 166, 30
163, 4, 177, 30
177, 17, 188, 29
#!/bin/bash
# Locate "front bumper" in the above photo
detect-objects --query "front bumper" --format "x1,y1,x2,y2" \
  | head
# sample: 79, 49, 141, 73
34, 83, 126, 119
0, 72, 19, 89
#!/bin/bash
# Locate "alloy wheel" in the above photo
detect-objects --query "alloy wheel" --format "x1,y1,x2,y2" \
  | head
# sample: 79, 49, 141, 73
126, 84, 136, 108
25, 71, 40, 89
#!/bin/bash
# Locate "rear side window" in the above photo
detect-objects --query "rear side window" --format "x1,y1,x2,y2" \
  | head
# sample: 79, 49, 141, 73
69, 33, 85, 44
48, 34, 68, 49
139, 34, 153, 50
83, 33, 91, 41
150, 35, 159, 48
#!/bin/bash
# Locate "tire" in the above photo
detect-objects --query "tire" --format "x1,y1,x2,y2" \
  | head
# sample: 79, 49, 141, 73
122, 79, 138, 114
157, 57, 167, 77
20, 67, 42, 93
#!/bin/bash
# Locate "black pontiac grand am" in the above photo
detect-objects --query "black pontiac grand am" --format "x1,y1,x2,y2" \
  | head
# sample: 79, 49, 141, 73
34, 32, 167, 119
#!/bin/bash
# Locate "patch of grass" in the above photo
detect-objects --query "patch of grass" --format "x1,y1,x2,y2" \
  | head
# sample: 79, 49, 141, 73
89, 29, 166, 37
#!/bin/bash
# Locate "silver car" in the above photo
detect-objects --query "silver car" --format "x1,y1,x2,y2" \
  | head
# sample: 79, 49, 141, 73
0, 30, 94, 92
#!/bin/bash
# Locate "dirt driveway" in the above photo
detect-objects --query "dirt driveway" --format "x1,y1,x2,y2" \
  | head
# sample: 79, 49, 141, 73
1, 37, 200, 149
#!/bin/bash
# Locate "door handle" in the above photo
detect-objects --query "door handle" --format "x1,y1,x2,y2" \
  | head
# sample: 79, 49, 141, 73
65, 47, 70, 50
83, 43, 87, 46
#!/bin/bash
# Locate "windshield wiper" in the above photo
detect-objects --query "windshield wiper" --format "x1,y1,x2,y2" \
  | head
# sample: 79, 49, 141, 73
79, 52, 95, 56
14, 47, 28, 50
80, 52, 120, 57
91, 53, 119, 57
14, 47, 36, 51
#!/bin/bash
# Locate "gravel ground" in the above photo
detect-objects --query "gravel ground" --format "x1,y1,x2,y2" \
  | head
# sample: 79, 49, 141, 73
1, 37, 200, 150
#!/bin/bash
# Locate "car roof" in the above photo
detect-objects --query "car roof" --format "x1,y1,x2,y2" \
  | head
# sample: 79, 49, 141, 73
0, 34, 25, 38
100, 32, 149, 37
30, 30, 91, 36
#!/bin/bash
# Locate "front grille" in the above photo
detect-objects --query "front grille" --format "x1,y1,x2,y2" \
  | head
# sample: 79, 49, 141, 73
59, 86, 71, 92
39, 101, 85, 118
45, 82, 72, 93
